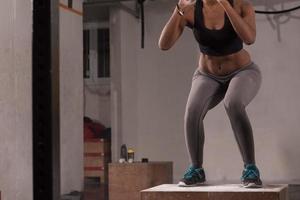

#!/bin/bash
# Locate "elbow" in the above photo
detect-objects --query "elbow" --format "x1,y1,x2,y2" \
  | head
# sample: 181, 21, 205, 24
244, 32, 256, 45
244, 37, 255, 45
159, 45, 171, 51
244, 39, 255, 45
158, 41, 171, 51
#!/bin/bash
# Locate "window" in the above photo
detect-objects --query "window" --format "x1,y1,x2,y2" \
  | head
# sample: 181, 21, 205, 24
97, 28, 110, 78
83, 30, 90, 79
83, 22, 110, 86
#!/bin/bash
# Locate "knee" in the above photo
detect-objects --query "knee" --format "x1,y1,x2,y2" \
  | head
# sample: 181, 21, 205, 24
223, 99, 245, 115
184, 103, 205, 122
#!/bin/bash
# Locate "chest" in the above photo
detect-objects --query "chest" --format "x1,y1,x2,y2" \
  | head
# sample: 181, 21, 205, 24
192, 2, 240, 45
185, 2, 242, 29
202, 5, 227, 30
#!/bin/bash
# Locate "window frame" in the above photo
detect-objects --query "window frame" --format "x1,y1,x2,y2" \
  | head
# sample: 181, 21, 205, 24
83, 21, 110, 86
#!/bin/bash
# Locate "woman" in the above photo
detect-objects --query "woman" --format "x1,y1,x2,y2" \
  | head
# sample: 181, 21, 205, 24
158, 0, 262, 188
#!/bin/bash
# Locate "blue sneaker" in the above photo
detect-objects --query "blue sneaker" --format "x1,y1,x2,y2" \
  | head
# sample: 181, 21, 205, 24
241, 164, 263, 188
178, 165, 206, 187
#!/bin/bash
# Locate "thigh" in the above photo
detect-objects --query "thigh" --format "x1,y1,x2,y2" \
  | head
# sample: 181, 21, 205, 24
224, 64, 262, 107
187, 71, 223, 112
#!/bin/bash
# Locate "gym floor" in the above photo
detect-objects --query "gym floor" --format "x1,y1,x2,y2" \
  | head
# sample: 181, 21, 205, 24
83, 178, 108, 200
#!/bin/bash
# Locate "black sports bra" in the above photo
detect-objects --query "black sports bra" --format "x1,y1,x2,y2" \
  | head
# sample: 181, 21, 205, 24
188, 0, 243, 56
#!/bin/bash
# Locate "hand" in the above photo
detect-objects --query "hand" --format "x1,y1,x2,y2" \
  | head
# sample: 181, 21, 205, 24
177, 0, 195, 9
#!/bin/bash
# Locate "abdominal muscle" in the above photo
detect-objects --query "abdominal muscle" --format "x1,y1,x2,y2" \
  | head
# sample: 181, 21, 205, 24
198, 48, 252, 76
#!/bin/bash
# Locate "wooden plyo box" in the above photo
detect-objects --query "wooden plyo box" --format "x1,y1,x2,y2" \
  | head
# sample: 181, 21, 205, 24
141, 184, 289, 200
84, 153, 110, 167
84, 139, 111, 184
109, 162, 173, 200
84, 139, 111, 153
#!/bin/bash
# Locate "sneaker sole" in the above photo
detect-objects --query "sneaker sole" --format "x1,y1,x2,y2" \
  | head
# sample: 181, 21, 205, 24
177, 181, 205, 187
242, 182, 263, 188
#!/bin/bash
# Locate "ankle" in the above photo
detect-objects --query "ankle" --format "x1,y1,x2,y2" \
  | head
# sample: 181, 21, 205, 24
244, 163, 257, 168
191, 164, 203, 169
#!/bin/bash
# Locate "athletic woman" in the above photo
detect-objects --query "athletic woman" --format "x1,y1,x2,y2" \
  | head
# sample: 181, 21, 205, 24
158, 0, 262, 188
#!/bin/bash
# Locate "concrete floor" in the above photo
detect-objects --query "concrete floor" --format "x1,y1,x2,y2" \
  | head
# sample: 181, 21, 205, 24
83, 178, 108, 200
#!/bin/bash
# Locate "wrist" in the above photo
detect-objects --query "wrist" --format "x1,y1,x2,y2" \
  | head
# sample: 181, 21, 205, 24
176, 3, 185, 16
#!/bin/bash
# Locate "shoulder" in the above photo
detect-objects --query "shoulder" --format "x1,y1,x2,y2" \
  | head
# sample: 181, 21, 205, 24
234, 0, 253, 9
232, 0, 254, 15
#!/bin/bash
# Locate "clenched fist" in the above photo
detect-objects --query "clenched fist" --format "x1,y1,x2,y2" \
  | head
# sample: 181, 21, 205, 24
177, 0, 195, 8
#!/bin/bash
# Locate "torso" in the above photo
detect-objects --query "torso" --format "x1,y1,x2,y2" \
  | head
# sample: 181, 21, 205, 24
184, 0, 252, 76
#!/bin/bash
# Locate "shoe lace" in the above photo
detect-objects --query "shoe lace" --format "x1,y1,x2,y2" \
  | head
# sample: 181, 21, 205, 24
184, 166, 200, 179
242, 166, 259, 180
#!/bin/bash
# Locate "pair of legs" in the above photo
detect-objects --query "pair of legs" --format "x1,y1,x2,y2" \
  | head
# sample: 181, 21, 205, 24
184, 62, 262, 168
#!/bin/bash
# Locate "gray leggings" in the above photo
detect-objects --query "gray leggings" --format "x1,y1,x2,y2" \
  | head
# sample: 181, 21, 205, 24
184, 62, 262, 168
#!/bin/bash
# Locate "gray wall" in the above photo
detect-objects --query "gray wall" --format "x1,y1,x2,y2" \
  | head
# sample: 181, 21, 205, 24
59, 0, 84, 194
0, 1, 33, 200
110, 0, 300, 183
0, 0, 84, 198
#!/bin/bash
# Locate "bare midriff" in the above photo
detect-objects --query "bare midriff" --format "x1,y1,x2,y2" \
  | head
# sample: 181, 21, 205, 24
198, 48, 252, 76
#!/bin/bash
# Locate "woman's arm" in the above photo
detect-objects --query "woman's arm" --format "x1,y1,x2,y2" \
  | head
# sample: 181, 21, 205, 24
158, 1, 195, 50
158, 7, 187, 50
217, 0, 256, 45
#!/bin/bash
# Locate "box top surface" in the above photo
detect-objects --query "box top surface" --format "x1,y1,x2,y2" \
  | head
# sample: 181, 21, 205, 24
141, 184, 288, 193
109, 161, 173, 165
